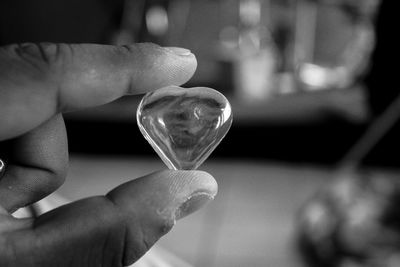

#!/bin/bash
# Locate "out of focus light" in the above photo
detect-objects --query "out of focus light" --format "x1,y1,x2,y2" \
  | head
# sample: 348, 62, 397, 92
0, 158, 4, 175
299, 63, 330, 90
239, 0, 261, 26
304, 202, 334, 239
146, 6, 169, 36
299, 63, 353, 90
222, 100, 232, 125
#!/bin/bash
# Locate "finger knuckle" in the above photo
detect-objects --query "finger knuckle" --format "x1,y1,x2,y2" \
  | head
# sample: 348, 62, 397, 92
10, 43, 72, 73
105, 193, 175, 265
122, 225, 153, 265
127, 218, 174, 263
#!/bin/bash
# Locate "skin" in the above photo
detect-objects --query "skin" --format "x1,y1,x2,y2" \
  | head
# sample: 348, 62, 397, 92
0, 42, 218, 267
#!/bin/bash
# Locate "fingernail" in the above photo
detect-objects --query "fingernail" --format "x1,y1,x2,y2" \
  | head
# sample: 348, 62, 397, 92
175, 192, 214, 220
165, 47, 192, 56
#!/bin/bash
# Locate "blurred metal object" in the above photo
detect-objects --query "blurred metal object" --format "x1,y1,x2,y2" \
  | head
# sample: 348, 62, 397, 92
109, 0, 381, 115
315, 0, 381, 18
145, 4, 169, 38
112, 0, 191, 47
339, 93, 400, 172
297, 172, 400, 267
296, 18, 400, 264
294, 0, 381, 91
111, 0, 146, 45
167, 0, 191, 45
233, 0, 280, 103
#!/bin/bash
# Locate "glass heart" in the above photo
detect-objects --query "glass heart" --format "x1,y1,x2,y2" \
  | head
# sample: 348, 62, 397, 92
0, 159, 4, 175
137, 86, 233, 170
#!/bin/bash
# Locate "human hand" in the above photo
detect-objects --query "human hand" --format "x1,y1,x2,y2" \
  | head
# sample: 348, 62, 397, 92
0, 43, 217, 266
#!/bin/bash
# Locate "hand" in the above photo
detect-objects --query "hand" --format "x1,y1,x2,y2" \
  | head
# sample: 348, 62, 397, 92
0, 43, 217, 267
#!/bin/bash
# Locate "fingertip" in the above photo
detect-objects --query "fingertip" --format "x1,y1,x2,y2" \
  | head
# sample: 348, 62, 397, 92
107, 169, 218, 223
105, 169, 217, 265
149, 170, 218, 220
55, 43, 198, 111
123, 43, 197, 94
160, 169, 218, 199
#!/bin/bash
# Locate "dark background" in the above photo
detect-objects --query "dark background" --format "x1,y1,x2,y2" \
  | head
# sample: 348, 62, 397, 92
0, 0, 397, 168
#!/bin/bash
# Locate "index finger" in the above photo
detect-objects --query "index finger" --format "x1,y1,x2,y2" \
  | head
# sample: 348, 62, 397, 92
0, 43, 197, 140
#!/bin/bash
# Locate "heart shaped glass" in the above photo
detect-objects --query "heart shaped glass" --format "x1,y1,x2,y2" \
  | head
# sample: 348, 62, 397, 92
137, 86, 233, 170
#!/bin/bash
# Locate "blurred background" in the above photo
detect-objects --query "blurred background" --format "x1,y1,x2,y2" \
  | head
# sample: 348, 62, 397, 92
2, 0, 399, 266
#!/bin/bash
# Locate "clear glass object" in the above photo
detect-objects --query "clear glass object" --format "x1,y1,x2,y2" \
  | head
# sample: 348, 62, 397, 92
0, 159, 4, 176
137, 86, 233, 170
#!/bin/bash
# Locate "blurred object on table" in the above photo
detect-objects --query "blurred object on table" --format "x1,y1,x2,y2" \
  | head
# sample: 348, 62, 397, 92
110, 0, 379, 109
297, 171, 400, 267
0, 0, 381, 122
230, 0, 279, 103
112, 0, 174, 46
294, 0, 379, 92
0, 0, 390, 167
63, 0, 383, 166
296, 3, 400, 260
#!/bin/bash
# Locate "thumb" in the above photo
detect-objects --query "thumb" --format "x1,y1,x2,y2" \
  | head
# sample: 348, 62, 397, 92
0, 170, 217, 267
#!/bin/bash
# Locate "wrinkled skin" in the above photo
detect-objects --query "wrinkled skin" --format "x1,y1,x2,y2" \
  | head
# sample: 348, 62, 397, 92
0, 43, 217, 267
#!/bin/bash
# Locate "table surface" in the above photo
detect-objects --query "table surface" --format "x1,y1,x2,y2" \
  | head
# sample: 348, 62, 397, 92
56, 156, 363, 267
